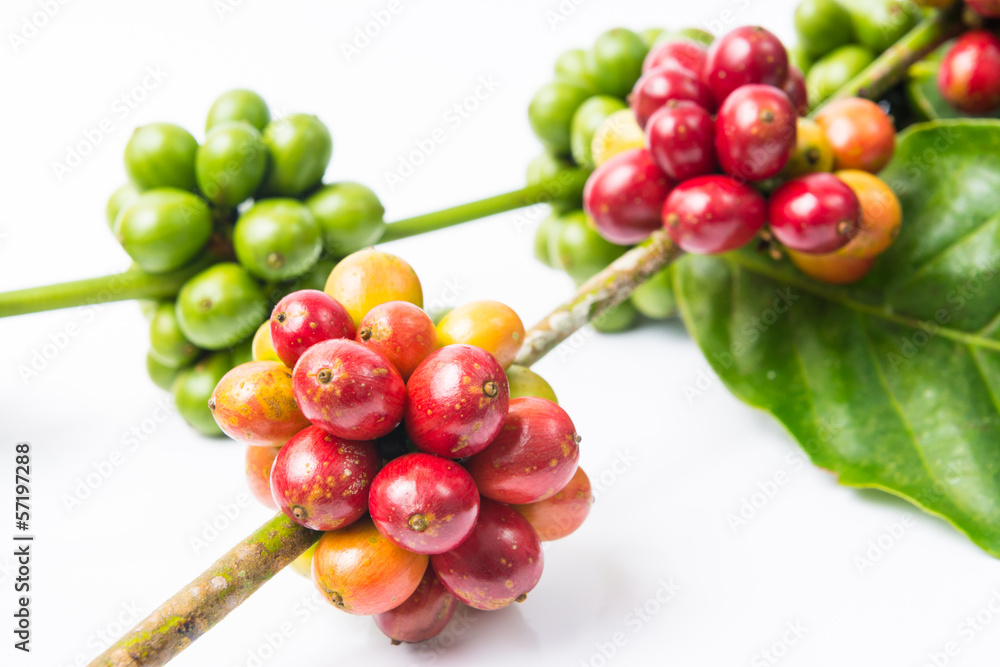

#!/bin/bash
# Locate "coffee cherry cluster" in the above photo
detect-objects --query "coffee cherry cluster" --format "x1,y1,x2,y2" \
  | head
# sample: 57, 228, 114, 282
210, 248, 594, 644
574, 25, 903, 285
108, 89, 388, 436
527, 27, 720, 331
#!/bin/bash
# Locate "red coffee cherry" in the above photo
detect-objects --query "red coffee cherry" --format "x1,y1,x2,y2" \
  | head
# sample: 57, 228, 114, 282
583, 148, 675, 245
938, 30, 1000, 114
643, 39, 708, 76
768, 172, 861, 254
629, 67, 715, 128
703, 26, 789, 104
646, 100, 718, 181
715, 84, 797, 181
662, 175, 767, 254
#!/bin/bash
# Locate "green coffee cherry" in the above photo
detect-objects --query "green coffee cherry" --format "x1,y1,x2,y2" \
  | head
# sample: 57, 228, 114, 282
233, 199, 322, 281
788, 44, 814, 75
150, 302, 200, 368
125, 123, 199, 191
506, 365, 559, 403
571, 96, 627, 169
206, 89, 271, 132
592, 299, 638, 333
806, 44, 876, 103
554, 48, 596, 89
196, 121, 268, 208
172, 351, 232, 436
794, 0, 854, 57
526, 152, 580, 213
117, 188, 212, 274
230, 338, 254, 366
106, 183, 139, 229
294, 259, 337, 292
146, 351, 184, 392
176, 263, 268, 350
305, 182, 386, 258
586, 28, 649, 98
553, 210, 625, 283
528, 81, 594, 154
846, 0, 918, 53
534, 213, 565, 268
640, 28, 665, 49
630, 267, 677, 320
260, 114, 332, 196
653, 28, 714, 47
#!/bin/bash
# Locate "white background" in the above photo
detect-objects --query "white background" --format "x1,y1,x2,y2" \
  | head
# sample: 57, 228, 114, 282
1, 1, 998, 666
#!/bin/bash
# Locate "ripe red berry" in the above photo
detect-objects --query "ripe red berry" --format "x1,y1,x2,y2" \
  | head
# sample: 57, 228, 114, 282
431, 498, 543, 611
374, 568, 458, 645
629, 67, 715, 128
356, 301, 437, 381
768, 173, 861, 254
642, 40, 708, 76
967, 0, 1000, 18
245, 445, 281, 510
404, 344, 509, 458
703, 26, 789, 104
583, 148, 675, 245
783, 67, 809, 116
466, 397, 581, 504
269, 425, 379, 531
292, 339, 406, 440
938, 30, 1000, 114
662, 175, 767, 254
270, 290, 355, 368
646, 100, 717, 181
369, 453, 480, 555
716, 84, 797, 181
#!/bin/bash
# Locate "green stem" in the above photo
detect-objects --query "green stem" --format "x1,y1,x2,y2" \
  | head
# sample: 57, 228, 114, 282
381, 170, 589, 242
0, 171, 588, 319
0, 255, 218, 318
817, 6, 965, 111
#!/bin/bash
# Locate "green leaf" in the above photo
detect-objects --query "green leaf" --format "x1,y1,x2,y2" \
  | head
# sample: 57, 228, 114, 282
673, 120, 1000, 556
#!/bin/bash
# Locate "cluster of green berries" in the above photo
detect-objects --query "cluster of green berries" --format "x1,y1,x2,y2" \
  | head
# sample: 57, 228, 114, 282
105, 89, 387, 435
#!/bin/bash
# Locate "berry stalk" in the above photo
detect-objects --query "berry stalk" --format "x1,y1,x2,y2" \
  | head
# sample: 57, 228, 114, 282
515, 229, 682, 367
0, 170, 588, 319
91, 514, 320, 667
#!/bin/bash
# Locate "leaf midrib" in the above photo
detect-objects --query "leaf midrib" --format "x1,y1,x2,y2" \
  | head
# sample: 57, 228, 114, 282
722, 253, 1000, 354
